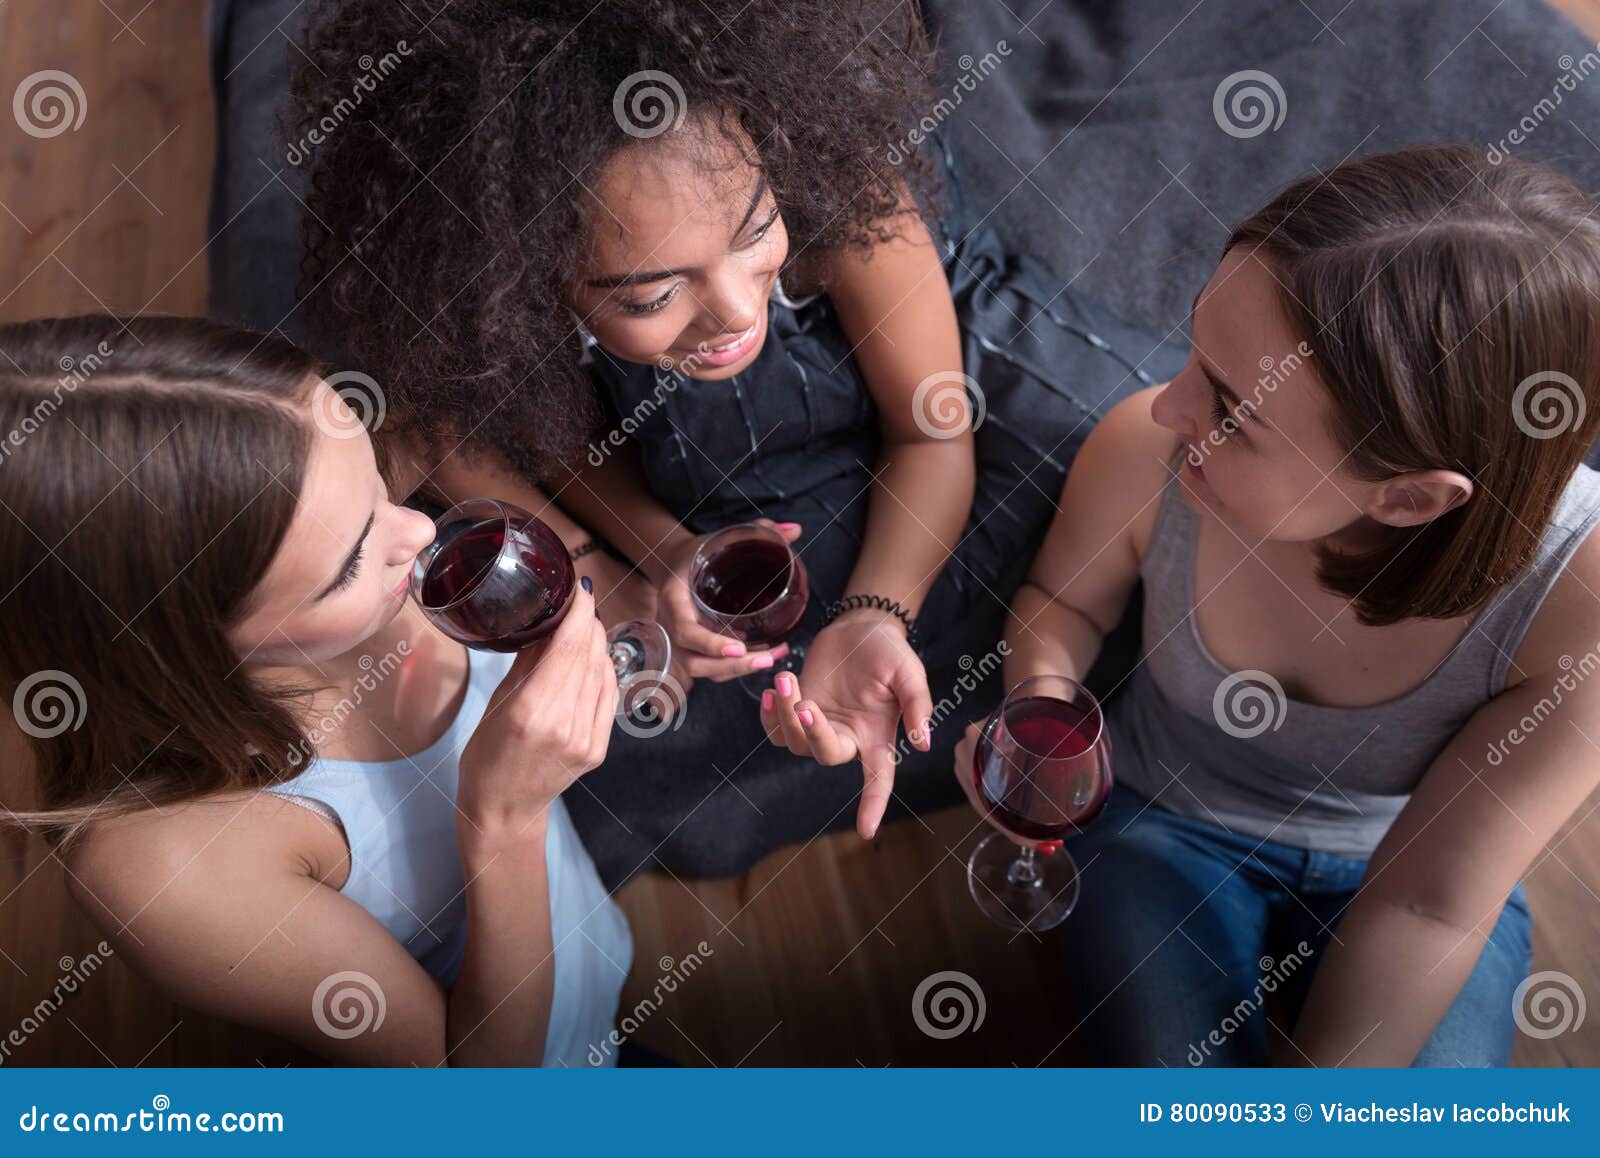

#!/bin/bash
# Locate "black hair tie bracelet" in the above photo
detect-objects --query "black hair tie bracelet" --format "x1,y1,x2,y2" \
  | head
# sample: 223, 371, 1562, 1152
823, 593, 921, 651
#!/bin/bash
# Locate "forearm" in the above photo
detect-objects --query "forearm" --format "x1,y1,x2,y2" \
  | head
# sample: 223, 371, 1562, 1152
425, 446, 604, 556
1291, 895, 1489, 1066
554, 449, 692, 584
845, 437, 973, 615
445, 816, 557, 1066
1003, 582, 1105, 687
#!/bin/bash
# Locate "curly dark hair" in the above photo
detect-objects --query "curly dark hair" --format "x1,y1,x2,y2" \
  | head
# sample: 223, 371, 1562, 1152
289, 0, 939, 481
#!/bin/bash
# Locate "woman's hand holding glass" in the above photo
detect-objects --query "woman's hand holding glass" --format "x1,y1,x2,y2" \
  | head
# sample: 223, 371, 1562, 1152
652, 519, 801, 682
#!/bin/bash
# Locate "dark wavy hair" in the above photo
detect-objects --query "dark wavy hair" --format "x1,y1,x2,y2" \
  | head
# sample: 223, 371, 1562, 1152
289, 0, 939, 481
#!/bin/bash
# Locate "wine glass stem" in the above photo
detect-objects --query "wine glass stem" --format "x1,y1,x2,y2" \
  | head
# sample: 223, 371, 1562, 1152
1006, 845, 1042, 888
609, 638, 643, 679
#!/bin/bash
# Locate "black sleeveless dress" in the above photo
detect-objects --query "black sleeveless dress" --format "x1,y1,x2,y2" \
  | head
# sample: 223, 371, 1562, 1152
568, 139, 1187, 887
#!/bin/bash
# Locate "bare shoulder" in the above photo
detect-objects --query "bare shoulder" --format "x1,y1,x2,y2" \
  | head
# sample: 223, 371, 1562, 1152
1062, 385, 1183, 561
66, 792, 344, 939
1512, 512, 1600, 686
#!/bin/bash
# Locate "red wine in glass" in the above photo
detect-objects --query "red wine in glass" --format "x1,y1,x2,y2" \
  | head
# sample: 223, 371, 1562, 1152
967, 676, 1112, 933
688, 522, 810, 700
411, 499, 674, 722
418, 510, 574, 652
691, 536, 809, 644
974, 695, 1111, 841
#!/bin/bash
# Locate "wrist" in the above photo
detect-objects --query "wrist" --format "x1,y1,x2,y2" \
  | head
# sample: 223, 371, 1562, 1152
456, 799, 551, 862
644, 528, 698, 587
824, 593, 920, 648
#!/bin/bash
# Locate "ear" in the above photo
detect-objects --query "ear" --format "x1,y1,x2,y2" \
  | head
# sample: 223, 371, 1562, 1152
1363, 469, 1474, 528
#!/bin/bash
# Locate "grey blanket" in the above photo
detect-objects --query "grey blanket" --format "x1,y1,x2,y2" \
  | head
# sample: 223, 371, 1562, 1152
210, 1, 1600, 345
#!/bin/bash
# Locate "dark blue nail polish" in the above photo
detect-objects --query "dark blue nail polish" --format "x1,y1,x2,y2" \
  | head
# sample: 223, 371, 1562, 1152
580, 575, 593, 594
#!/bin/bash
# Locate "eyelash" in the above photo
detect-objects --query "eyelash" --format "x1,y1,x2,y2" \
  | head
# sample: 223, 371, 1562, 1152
1208, 384, 1232, 428
617, 211, 779, 317
331, 545, 363, 593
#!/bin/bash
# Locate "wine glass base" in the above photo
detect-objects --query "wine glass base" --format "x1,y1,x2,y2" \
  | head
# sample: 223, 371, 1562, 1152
734, 643, 804, 700
608, 620, 681, 727
967, 832, 1080, 933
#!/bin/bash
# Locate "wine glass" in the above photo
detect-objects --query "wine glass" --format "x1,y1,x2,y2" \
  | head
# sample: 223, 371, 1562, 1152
967, 674, 1112, 933
412, 498, 673, 721
688, 521, 810, 698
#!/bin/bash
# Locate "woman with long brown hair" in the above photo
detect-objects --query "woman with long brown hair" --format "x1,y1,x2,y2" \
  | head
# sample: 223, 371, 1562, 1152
936, 145, 1600, 1065
0, 316, 630, 1065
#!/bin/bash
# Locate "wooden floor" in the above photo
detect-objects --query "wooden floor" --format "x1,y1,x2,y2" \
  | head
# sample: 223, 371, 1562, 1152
1, 1, 1597, 1067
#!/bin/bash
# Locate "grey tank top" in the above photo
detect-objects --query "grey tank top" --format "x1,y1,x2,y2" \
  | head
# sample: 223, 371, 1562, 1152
1111, 462, 1600, 858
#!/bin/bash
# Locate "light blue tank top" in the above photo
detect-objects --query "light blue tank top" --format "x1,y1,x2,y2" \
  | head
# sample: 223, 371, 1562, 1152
263, 648, 632, 1066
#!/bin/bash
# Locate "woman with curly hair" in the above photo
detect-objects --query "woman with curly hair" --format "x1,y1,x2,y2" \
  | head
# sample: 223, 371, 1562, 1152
290, 0, 1180, 883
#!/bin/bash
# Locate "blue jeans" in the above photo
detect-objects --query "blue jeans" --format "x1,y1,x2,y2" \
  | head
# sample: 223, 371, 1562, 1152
1060, 785, 1533, 1066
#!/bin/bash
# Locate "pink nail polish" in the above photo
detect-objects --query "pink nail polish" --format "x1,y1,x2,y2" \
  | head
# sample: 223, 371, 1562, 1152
771, 643, 790, 660
777, 522, 800, 532
798, 709, 815, 727
777, 673, 793, 695
750, 653, 775, 670
721, 643, 746, 658
761, 691, 774, 711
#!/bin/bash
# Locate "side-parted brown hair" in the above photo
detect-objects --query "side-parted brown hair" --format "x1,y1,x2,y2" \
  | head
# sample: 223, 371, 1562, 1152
1230, 145, 1600, 626
0, 316, 323, 844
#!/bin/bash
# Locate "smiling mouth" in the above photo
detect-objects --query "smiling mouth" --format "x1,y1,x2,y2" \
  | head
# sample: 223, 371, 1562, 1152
706, 324, 757, 353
